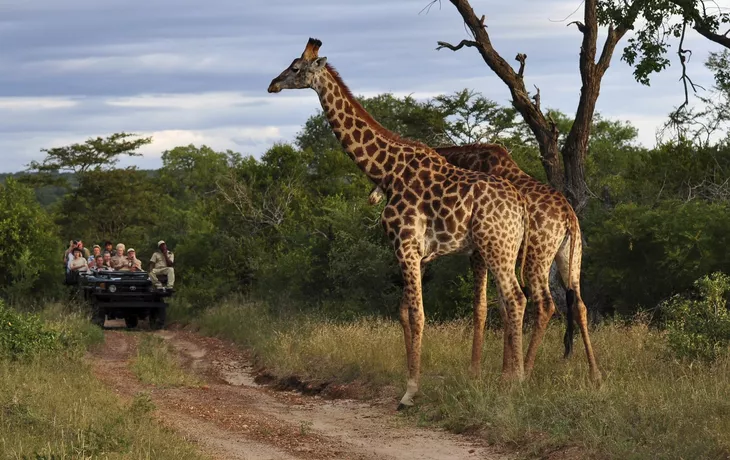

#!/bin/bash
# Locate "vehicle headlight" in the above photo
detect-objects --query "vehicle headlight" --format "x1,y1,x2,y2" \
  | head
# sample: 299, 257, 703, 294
108, 285, 117, 293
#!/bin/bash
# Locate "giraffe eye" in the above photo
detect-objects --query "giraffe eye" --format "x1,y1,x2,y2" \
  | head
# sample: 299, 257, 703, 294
292, 66, 300, 73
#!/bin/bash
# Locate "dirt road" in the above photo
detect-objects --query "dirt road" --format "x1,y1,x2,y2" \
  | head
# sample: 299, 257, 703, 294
89, 320, 510, 460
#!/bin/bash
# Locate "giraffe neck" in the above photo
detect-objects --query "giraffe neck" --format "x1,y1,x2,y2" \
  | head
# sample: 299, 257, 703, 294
312, 66, 414, 186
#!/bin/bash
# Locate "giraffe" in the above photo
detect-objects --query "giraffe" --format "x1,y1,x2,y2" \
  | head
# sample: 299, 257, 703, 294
268, 38, 531, 409
369, 143, 601, 383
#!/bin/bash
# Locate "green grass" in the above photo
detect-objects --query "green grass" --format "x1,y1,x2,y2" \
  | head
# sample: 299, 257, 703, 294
131, 335, 201, 387
0, 301, 207, 459
195, 298, 730, 460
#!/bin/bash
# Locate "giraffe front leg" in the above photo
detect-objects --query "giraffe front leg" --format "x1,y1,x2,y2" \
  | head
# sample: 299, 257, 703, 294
397, 254, 424, 410
469, 251, 488, 378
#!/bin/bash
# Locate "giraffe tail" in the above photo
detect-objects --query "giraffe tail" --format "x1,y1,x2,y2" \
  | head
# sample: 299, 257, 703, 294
563, 212, 579, 358
518, 196, 530, 290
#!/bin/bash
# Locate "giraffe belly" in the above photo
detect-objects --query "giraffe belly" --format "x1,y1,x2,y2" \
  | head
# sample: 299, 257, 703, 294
422, 226, 472, 263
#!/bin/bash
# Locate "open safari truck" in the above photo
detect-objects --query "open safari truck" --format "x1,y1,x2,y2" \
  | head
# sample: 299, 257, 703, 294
67, 270, 172, 329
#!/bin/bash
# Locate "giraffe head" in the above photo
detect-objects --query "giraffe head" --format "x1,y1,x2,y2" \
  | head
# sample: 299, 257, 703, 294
268, 38, 328, 93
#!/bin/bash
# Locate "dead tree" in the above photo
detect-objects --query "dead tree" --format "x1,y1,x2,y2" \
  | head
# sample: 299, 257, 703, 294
435, 0, 642, 213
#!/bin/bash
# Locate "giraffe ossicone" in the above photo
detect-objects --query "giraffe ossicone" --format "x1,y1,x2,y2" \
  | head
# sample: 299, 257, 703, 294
268, 38, 532, 408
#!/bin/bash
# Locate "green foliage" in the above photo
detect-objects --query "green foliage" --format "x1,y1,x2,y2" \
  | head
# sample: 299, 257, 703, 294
0, 300, 60, 359
56, 167, 161, 245
0, 178, 60, 301
663, 272, 730, 362
433, 88, 521, 145
27, 132, 152, 176
584, 200, 730, 314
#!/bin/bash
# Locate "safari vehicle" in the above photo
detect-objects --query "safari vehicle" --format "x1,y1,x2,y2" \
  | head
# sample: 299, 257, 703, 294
72, 270, 172, 329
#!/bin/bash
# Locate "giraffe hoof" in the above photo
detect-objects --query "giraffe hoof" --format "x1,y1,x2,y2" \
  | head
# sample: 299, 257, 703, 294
396, 403, 412, 411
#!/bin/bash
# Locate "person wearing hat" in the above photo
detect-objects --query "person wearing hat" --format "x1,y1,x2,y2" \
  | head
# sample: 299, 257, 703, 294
103, 240, 114, 255
88, 244, 102, 264
67, 246, 89, 272
149, 240, 175, 290
110, 243, 127, 270
122, 248, 143, 272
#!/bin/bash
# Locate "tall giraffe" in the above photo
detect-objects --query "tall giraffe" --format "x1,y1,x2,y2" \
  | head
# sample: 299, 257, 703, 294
268, 38, 531, 408
370, 143, 601, 383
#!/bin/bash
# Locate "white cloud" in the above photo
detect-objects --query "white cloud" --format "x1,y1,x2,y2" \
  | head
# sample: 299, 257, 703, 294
0, 97, 79, 110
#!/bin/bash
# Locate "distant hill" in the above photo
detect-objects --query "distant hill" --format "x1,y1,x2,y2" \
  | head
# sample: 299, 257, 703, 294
1, 169, 158, 208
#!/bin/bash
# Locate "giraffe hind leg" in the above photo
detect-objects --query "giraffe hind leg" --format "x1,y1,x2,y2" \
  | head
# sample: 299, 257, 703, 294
523, 263, 556, 377
469, 251, 489, 378
556, 231, 601, 384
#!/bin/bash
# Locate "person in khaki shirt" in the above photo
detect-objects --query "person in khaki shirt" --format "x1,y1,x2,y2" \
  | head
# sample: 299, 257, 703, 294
110, 243, 128, 270
68, 247, 89, 272
149, 240, 174, 290
119, 248, 143, 272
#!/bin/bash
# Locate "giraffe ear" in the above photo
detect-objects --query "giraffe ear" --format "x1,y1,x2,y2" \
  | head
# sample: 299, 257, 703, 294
311, 56, 327, 70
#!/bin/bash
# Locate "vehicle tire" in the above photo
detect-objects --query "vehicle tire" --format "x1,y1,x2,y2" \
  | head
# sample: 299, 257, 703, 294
149, 307, 166, 330
91, 305, 105, 328
125, 315, 139, 329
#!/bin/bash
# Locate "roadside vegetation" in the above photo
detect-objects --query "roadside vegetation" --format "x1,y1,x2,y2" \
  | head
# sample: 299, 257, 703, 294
0, 301, 206, 459
193, 289, 730, 460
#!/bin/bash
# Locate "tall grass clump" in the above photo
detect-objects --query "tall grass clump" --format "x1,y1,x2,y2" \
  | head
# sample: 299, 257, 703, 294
131, 334, 201, 387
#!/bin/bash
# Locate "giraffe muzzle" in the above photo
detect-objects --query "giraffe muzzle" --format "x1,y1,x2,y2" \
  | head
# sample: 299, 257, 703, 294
267, 82, 282, 93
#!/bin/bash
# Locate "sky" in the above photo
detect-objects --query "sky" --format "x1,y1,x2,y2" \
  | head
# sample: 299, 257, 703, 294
1, 0, 728, 173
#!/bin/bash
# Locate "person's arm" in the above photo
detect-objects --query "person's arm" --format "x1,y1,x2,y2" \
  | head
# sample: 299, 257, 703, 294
164, 252, 174, 268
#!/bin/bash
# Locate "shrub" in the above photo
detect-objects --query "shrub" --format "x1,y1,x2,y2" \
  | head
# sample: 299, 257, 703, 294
662, 272, 730, 361
0, 300, 60, 359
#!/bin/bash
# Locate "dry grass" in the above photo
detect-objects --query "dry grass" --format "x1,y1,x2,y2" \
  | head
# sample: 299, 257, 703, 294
195, 299, 730, 460
131, 335, 201, 387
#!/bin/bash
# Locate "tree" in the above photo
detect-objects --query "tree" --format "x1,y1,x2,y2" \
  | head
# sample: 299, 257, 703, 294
434, 0, 643, 212
432, 88, 521, 145
159, 144, 240, 202
0, 179, 59, 301
661, 50, 730, 145
56, 168, 161, 244
26, 133, 152, 188
602, 0, 730, 108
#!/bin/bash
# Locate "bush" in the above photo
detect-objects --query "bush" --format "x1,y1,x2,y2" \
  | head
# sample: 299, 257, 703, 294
0, 300, 60, 359
662, 272, 730, 362
584, 200, 730, 315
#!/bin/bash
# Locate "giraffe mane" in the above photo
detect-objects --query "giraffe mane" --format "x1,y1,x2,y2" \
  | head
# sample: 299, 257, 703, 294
434, 142, 511, 156
324, 64, 431, 151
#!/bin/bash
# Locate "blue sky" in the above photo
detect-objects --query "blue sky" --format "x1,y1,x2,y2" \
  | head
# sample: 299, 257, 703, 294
1, 0, 727, 172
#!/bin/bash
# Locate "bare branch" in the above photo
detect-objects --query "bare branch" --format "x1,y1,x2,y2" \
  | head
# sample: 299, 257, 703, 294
436, 39, 478, 51
532, 85, 541, 111
515, 53, 527, 77
567, 20, 588, 33
675, 22, 707, 114
217, 171, 298, 232
419, 0, 441, 15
